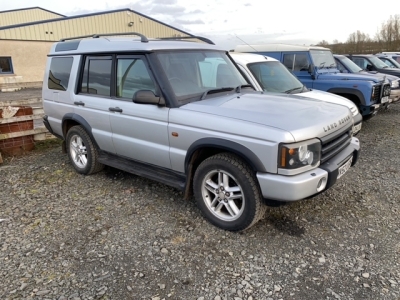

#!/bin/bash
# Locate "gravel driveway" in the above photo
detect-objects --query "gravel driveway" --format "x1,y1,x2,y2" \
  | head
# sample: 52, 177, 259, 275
1, 104, 399, 300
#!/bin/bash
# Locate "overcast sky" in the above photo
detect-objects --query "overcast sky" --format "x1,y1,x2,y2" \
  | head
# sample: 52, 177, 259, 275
1, 0, 400, 49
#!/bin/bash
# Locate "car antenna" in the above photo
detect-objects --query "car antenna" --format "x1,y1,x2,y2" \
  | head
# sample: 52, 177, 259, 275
234, 34, 258, 52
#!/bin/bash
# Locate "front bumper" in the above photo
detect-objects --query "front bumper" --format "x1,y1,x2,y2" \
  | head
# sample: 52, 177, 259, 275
352, 113, 362, 135
389, 88, 400, 103
256, 137, 360, 202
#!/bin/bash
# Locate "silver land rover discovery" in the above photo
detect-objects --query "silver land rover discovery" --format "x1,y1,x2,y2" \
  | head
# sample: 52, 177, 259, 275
42, 33, 360, 231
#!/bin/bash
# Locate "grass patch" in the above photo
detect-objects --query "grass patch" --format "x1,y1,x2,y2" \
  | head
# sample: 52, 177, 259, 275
34, 138, 63, 151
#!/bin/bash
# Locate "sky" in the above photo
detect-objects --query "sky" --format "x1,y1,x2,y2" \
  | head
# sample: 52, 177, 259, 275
1, 0, 400, 50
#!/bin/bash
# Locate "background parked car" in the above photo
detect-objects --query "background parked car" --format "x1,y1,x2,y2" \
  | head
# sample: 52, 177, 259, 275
376, 55, 400, 68
234, 44, 390, 119
345, 54, 400, 78
334, 54, 400, 104
375, 52, 400, 63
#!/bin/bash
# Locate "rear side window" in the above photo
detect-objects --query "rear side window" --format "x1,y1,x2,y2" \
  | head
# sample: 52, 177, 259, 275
79, 56, 112, 96
283, 53, 309, 71
48, 57, 73, 91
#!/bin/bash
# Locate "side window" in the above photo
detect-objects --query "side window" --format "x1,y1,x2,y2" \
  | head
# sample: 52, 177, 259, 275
79, 56, 112, 96
48, 57, 73, 91
0, 57, 13, 74
116, 58, 156, 99
283, 54, 294, 71
352, 58, 366, 69
336, 61, 346, 72
293, 53, 310, 71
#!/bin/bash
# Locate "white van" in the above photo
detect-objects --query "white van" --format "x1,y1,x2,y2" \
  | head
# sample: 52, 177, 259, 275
228, 52, 362, 134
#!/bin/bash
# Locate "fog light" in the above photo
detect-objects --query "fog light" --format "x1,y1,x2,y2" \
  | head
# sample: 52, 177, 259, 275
316, 177, 327, 192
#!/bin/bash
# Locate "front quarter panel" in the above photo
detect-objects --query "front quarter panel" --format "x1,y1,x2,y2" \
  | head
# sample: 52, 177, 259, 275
168, 108, 294, 174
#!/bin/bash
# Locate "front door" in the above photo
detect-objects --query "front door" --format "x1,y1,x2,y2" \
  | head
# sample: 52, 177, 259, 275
109, 55, 171, 169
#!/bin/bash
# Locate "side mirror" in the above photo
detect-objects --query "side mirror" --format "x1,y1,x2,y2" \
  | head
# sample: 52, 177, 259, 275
308, 63, 316, 79
366, 64, 373, 71
133, 90, 165, 106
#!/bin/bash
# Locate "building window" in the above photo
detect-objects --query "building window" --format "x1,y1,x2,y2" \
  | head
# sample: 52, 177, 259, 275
0, 57, 13, 74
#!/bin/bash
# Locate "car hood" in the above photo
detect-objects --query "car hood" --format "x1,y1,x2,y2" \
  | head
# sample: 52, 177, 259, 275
181, 93, 353, 142
295, 89, 358, 116
317, 71, 383, 83
377, 68, 400, 76
361, 70, 399, 81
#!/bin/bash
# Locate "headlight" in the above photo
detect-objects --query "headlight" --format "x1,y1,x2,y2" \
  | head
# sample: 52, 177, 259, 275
391, 80, 399, 89
278, 139, 321, 174
371, 86, 376, 97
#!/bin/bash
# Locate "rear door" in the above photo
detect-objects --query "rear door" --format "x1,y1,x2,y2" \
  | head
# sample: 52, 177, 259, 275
73, 55, 115, 154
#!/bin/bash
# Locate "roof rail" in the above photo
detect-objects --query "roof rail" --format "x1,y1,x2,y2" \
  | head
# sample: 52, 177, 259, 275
59, 34, 97, 42
92, 32, 149, 43
157, 36, 214, 45
59, 32, 149, 43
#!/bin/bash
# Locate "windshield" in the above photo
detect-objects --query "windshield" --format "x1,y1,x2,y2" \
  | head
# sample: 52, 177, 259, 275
156, 50, 248, 103
247, 61, 304, 93
368, 56, 391, 68
382, 57, 400, 68
310, 50, 336, 69
339, 56, 363, 73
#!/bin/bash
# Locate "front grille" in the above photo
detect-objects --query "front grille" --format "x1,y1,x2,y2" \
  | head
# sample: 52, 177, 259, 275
320, 125, 352, 164
372, 84, 382, 102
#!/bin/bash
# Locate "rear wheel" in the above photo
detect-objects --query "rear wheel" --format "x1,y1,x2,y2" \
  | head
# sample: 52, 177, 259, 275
193, 153, 266, 231
66, 125, 104, 175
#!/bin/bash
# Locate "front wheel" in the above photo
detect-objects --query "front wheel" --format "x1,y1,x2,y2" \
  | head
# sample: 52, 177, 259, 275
193, 153, 266, 231
66, 125, 104, 175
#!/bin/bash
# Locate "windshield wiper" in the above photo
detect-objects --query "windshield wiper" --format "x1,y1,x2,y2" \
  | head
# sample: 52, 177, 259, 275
327, 63, 336, 68
285, 86, 303, 94
235, 84, 253, 93
200, 87, 234, 100
319, 62, 326, 69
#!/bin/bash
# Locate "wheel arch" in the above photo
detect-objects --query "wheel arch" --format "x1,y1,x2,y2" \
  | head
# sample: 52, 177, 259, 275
183, 138, 266, 200
62, 113, 100, 151
327, 88, 365, 106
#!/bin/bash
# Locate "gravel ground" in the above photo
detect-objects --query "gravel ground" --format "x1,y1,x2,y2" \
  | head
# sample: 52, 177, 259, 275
1, 103, 399, 300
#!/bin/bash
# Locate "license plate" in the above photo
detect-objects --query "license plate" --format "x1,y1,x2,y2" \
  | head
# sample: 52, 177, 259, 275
381, 96, 389, 103
337, 156, 353, 179
352, 123, 362, 134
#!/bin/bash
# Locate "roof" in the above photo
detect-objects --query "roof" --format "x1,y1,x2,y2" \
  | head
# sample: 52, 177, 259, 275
229, 52, 278, 64
235, 43, 330, 52
0, 8, 194, 38
49, 36, 222, 55
0, 6, 65, 17
345, 54, 375, 57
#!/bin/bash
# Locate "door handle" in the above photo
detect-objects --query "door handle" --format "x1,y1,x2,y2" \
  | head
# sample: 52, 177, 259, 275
109, 107, 123, 113
74, 101, 85, 106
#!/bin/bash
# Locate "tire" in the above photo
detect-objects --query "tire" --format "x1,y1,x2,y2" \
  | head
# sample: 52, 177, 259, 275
193, 153, 266, 232
66, 125, 104, 175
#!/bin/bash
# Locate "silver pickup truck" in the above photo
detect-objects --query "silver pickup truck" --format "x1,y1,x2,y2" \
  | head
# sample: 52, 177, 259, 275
42, 33, 360, 231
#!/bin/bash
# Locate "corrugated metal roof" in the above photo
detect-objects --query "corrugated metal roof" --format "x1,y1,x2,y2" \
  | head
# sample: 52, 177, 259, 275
0, 6, 65, 17
0, 8, 193, 38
